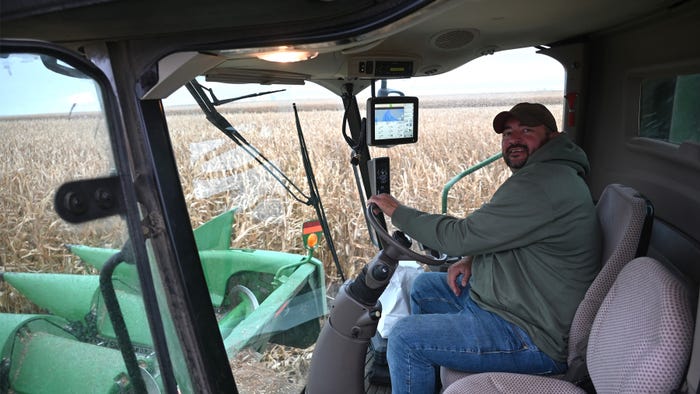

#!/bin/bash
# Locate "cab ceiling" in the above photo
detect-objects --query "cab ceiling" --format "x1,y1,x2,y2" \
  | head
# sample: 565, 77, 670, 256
1, 0, 684, 93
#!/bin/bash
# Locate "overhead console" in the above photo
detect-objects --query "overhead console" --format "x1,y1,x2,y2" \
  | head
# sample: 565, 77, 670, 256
348, 57, 417, 78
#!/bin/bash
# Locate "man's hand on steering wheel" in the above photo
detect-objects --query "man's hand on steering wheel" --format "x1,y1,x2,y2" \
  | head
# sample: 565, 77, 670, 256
365, 200, 447, 266
367, 193, 400, 217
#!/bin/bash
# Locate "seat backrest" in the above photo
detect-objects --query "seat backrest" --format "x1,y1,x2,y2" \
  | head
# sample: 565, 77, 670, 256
587, 256, 695, 392
567, 184, 653, 368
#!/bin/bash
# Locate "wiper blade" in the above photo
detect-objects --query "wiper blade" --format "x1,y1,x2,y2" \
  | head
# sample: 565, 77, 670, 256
208, 87, 286, 106
185, 79, 310, 205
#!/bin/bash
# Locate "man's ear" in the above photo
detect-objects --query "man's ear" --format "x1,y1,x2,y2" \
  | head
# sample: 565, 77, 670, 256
547, 130, 561, 140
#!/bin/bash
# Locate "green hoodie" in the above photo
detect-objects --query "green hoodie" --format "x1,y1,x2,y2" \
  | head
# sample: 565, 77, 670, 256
392, 133, 601, 362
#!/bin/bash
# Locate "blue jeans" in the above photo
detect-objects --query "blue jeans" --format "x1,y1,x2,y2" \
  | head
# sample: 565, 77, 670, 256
386, 272, 567, 393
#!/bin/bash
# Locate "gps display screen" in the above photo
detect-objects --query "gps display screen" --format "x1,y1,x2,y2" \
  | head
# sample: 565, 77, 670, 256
367, 96, 418, 146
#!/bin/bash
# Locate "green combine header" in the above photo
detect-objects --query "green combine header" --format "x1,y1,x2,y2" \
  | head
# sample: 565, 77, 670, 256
0, 209, 326, 393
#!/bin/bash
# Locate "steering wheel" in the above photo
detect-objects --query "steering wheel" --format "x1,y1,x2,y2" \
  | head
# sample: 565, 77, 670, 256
367, 203, 448, 266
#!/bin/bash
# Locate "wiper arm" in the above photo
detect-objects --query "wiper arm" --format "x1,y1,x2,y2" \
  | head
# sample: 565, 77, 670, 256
185, 80, 310, 205
201, 84, 286, 106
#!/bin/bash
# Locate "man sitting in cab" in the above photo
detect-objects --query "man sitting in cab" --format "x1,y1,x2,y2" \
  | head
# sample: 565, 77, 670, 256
368, 102, 601, 393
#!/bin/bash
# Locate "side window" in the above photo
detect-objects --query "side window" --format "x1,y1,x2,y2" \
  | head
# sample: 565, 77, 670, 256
640, 73, 700, 144
0, 51, 170, 392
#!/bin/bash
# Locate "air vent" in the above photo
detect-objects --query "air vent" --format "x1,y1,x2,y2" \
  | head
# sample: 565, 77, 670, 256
420, 65, 441, 75
430, 29, 477, 50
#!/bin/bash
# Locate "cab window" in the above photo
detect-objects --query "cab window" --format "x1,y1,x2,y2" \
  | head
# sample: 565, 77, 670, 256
0, 51, 187, 393
640, 73, 700, 144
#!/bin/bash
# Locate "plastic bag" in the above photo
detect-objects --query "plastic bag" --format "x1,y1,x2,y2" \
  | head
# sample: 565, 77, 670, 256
377, 261, 424, 337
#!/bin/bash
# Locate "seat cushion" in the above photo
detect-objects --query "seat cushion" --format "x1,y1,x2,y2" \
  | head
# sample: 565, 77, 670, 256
442, 372, 585, 394
587, 257, 695, 392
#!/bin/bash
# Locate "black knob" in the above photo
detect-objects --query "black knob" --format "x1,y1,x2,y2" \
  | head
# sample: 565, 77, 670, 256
64, 191, 88, 215
371, 263, 390, 281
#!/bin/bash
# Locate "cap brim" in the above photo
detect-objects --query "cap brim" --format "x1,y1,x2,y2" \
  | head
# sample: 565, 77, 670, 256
492, 111, 513, 133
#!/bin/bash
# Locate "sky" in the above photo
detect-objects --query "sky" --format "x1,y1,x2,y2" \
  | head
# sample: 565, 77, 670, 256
0, 47, 564, 116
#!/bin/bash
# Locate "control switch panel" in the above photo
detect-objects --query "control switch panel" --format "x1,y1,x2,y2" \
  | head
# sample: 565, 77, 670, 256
368, 157, 390, 195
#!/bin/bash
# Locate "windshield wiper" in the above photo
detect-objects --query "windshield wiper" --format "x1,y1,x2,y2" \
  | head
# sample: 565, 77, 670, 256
185, 80, 310, 205
184, 80, 345, 280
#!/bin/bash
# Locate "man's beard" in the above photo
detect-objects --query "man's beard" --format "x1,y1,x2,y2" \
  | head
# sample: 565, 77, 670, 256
504, 144, 529, 169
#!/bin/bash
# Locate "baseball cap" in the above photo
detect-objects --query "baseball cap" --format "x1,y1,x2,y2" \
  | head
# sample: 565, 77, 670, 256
492, 102, 557, 133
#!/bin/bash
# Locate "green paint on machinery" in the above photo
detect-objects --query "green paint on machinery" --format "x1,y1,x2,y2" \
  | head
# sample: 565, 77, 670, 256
0, 209, 327, 393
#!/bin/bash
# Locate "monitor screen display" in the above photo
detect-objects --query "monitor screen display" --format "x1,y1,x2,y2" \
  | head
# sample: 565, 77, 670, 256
367, 96, 418, 146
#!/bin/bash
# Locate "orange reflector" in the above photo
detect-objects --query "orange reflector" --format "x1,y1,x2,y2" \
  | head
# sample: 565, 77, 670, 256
307, 233, 318, 248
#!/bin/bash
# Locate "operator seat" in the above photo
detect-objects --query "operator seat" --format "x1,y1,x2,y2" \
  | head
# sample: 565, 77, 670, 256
442, 256, 696, 393
440, 183, 653, 389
